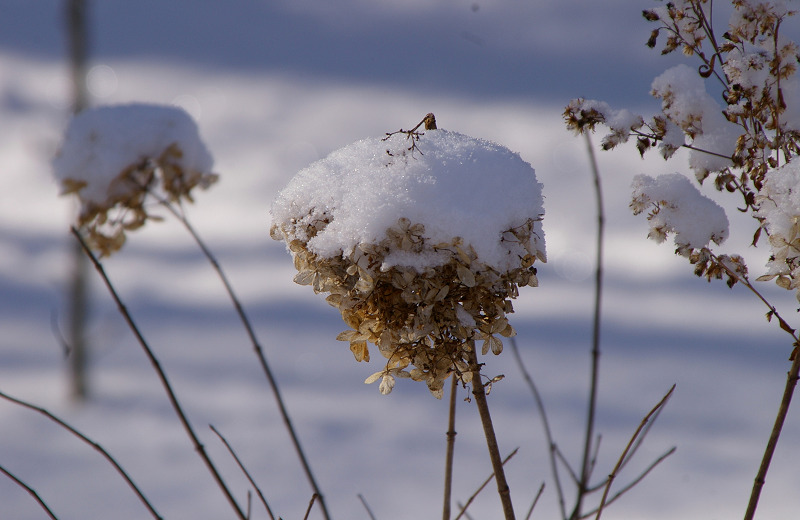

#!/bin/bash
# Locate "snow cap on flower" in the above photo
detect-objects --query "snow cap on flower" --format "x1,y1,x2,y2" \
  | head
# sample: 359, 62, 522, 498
755, 160, 800, 301
651, 65, 739, 180
53, 103, 217, 255
271, 127, 545, 397
631, 173, 729, 250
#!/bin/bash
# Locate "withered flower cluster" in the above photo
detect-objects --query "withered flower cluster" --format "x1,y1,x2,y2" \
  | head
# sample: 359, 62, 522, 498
53, 104, 217, 256
270, 215, 543, 398
565, 0, 800, 296
61, 143, 218, 256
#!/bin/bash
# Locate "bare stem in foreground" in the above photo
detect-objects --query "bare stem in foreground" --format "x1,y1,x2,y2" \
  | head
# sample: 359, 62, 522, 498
159, 200, 331, 520
71, 227, 247, 520
467, 347, 515, 520
708, 252, 800, 520
744, 352, 800, 520
443, 375, 458, 520
454, 448, 519, 520
510, 336, 567, 519
594, 385, 675, 520
0, 389, 163, 519
210, 425, 276, 520
0, 462, 59, 520
573, 131, 605, 520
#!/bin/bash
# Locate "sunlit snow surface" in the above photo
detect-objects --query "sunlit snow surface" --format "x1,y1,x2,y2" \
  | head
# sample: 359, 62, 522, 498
271, 129, 545, 271
1, 2, 800, 520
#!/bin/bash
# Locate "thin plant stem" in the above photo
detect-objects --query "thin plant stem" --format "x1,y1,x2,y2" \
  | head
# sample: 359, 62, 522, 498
65, 0, 90, 404
509, 336, 567, 519
71, 227, 247, 520
466, 345, 515, 520
573, 130, 605, 520
209, 425, 276, 520
443, 375, 458, 520
159, 200, 332, 520
0, 462, 59, 520
0, 389, 163, 520
358, 494, 378, 520
456, 502, 475, 520
454, 448, 519, 520
744, 352, 800, 520
579, 447, 675, 520
303, 494, 320, 520
594, 385, 675, 520
524, 482, 546, 520
705, 254, 800, 519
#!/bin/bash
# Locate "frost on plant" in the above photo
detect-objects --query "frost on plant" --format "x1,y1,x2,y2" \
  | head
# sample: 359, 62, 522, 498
270, 126, 545, 397
53, 103, 218, 256
565, 0, 800, 293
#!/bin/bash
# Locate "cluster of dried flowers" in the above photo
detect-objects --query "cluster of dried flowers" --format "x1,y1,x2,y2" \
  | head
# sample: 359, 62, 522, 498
755, 161, 800, 300
564, 0, 800, 296
271, 214, 543, 398
270, 127, 545, 397
53, 104, 218, 256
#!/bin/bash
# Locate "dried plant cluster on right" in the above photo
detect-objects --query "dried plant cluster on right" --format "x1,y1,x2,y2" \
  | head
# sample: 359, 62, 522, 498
565, 1, 800, 518
566, 0, 800, 302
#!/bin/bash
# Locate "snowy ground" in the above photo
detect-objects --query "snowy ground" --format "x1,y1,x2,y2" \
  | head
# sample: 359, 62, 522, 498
2, 2, 800, 519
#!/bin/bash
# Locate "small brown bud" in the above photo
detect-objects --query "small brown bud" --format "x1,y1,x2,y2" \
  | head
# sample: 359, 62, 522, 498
423, 113, 437, 130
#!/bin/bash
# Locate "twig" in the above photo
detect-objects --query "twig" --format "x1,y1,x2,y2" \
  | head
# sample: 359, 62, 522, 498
455, 502, 475, 520
209, 425, 276, 520
466, 347, 516, 520
744, 351, 800, 520
158, 200, 332, 520
358, 494, 377, 520
579, 447, 675, 519
573, 131, 605, 520
71, 227, 247, 520
509, 336, 567, 519
443, 375, 458, 520
0, 388, 163, 519
593, 385, 676, 520
0, 462, 59, 520
554, 446, 580, 487
303, 494, 319, 520
524, 482, 546, 520
707, 253, 800, 519
454, 447, 519, 520
382, 113, 438, 156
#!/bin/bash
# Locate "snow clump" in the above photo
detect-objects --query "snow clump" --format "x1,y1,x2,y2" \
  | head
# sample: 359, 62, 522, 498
270, 128, 545, 397
630, 172, 729, 250
53, 103, 217, 255
755, 160, 800, 301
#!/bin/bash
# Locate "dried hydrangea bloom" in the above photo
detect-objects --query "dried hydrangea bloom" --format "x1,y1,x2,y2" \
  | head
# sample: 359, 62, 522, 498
271, 128, 545, 397
53, 103, 218, 256
631, 173, 746, 285
631, 173, 729, 250
755, 161, 800, 301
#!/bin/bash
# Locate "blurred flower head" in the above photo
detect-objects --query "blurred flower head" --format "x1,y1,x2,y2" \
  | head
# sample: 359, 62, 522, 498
53, 103, 218, 256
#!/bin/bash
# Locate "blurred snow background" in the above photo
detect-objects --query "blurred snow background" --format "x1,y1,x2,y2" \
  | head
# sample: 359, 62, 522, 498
1, 1, 799, 519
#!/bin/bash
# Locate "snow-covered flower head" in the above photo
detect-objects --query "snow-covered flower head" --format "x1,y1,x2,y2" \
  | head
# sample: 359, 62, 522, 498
53, 103, 218, 255
755, 160, 800, 301
270, 125, 545, 397
631, 173, 729, 250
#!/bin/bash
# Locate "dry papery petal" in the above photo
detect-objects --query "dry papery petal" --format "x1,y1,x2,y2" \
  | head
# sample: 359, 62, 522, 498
272, 216, 541, 398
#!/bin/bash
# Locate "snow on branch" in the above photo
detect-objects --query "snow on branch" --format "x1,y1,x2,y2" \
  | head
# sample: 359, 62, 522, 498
630, 173, 729, 250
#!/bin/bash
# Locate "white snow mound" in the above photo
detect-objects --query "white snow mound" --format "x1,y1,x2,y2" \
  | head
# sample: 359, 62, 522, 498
271, 129, 546, 272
